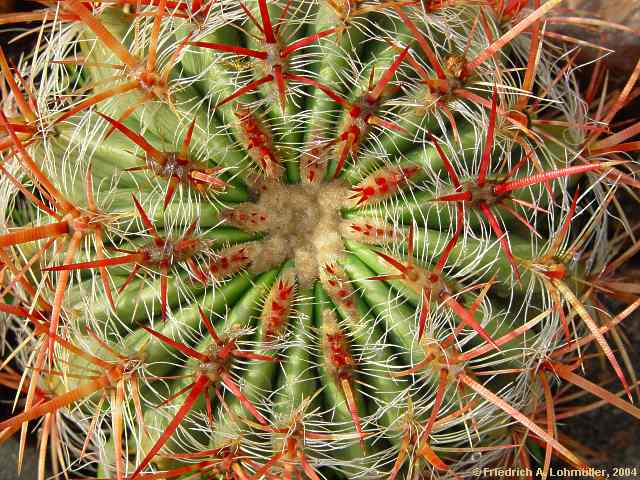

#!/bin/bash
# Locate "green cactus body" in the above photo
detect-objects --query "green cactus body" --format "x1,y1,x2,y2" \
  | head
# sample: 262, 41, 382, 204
0, 1, 638, 479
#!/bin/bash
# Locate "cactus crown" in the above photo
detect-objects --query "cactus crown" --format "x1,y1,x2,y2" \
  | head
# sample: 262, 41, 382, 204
0, 1, 639, 479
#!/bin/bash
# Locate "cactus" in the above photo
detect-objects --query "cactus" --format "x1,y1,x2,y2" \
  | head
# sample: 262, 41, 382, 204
0, 1, 639, 479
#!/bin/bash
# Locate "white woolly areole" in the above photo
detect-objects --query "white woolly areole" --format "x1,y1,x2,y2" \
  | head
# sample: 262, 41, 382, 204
245, 180, 349, 286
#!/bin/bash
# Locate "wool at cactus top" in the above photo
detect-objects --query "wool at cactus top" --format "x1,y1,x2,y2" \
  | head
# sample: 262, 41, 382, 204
0, 1, 638, 480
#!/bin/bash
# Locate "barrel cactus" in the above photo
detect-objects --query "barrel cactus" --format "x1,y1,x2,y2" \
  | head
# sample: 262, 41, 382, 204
1, 1, 639, 479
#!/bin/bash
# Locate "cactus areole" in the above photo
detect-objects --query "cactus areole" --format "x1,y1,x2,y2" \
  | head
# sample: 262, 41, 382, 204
0, 1, 639, 480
